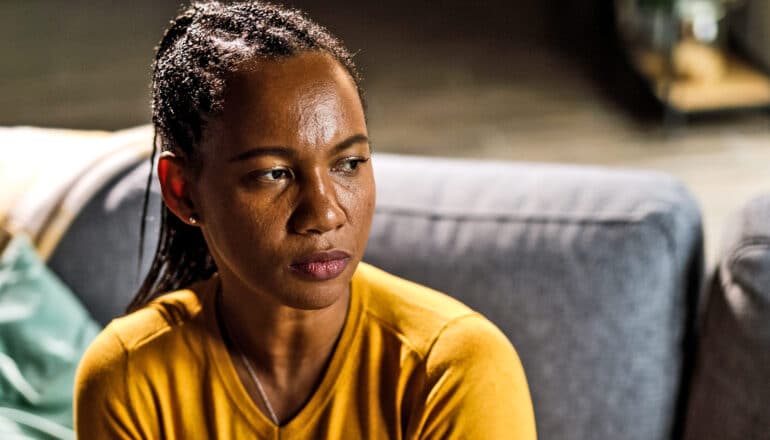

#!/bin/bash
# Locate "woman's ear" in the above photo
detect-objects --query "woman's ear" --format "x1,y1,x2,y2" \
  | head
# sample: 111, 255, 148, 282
157, 151, 200, 226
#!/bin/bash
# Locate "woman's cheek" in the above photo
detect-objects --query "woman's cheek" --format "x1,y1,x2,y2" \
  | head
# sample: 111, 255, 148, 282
353, 177, 376, 220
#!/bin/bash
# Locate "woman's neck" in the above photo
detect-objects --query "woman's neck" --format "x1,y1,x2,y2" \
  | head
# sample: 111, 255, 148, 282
216, 273, 351, 385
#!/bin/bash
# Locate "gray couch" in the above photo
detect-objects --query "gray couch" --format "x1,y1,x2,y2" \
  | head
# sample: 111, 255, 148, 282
48, 152, 708, 439
685, 195, 770, 440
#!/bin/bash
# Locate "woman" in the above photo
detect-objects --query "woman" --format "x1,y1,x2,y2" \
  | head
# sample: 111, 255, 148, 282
74, 1, 536, 438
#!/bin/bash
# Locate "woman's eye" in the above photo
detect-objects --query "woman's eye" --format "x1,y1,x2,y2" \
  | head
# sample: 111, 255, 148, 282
336, 157, 369, 173
252, 168, 293, 182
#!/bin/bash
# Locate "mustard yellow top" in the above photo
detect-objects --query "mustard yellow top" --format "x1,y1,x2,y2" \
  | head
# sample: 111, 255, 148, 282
74, 263, 536, 439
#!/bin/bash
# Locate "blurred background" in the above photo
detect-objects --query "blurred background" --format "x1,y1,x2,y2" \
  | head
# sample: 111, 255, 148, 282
3, 0, 770, 260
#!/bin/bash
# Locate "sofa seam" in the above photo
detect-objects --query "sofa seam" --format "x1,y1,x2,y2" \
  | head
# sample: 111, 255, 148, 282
722, 239, 770, 297
725, 237, 770, 270
375, 205, 687, 256
374, 206, 641, 225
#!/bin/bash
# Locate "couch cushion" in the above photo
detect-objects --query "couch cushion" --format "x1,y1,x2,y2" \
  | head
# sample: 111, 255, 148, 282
684, 194, 770, 440
365, 154, 702, 440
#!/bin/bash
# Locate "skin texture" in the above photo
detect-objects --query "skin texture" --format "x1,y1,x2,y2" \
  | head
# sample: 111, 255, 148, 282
158, 51, 374, 423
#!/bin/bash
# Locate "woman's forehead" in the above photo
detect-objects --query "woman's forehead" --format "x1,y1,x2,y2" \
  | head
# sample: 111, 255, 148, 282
210, 52, 365, 153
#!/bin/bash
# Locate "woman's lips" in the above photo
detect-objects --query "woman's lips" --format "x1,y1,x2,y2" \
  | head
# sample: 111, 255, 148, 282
289, 250, 351, 281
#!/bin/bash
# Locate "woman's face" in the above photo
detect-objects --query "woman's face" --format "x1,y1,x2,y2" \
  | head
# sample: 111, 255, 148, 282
191, 51, 374, 310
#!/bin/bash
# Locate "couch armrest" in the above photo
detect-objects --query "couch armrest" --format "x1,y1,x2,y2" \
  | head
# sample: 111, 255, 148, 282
685, 194, 770, 440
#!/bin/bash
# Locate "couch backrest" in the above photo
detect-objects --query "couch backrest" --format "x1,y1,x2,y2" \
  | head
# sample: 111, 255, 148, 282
364, 154, 703, 440
49, 153, 704, 440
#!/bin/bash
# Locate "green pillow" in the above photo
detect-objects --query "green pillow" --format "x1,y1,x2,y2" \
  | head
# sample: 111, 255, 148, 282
0, 235, 101, 439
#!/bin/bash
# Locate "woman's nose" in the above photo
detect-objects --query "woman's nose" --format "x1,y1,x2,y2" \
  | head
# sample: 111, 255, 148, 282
290, 171, 345, 235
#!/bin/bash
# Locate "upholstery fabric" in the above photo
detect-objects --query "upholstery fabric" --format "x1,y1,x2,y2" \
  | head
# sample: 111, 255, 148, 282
48, 161, 158, 325
48, 153, 703, 440
684, 195, 770, 440
0, 126, 150, 260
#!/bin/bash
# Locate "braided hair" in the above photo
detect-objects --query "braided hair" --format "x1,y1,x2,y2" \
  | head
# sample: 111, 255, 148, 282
128, 1, 363, 313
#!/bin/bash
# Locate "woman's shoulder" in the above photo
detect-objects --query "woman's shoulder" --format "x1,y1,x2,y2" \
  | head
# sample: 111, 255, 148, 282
354, 262, 512, 359
109, 284, 206, 351
73, 281, 212, 438
77, 279, 211, 373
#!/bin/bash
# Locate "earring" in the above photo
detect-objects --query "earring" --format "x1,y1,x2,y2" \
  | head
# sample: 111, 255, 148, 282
188, 215, 199, 225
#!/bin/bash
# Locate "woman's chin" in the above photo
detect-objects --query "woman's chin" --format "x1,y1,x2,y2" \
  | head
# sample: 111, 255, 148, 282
278, 277, 351, 310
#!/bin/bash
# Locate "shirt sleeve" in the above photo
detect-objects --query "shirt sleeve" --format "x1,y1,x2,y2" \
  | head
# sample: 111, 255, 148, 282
73, 327, 154, 439
413, 313, 537, 439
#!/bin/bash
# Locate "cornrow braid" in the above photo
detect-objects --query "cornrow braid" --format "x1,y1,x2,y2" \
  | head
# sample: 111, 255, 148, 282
128, 0, 363, 313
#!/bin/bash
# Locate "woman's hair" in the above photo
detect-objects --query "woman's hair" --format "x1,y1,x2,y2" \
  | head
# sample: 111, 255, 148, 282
127, 0, 363, 313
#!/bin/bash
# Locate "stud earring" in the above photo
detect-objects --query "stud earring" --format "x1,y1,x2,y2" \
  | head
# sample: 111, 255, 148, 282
188, 215, 199, 225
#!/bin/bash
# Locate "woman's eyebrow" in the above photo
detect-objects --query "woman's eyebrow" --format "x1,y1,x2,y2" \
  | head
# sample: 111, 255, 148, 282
228, 134, 369, 162
228, 147, 295, 162
331, 134, 369, 154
